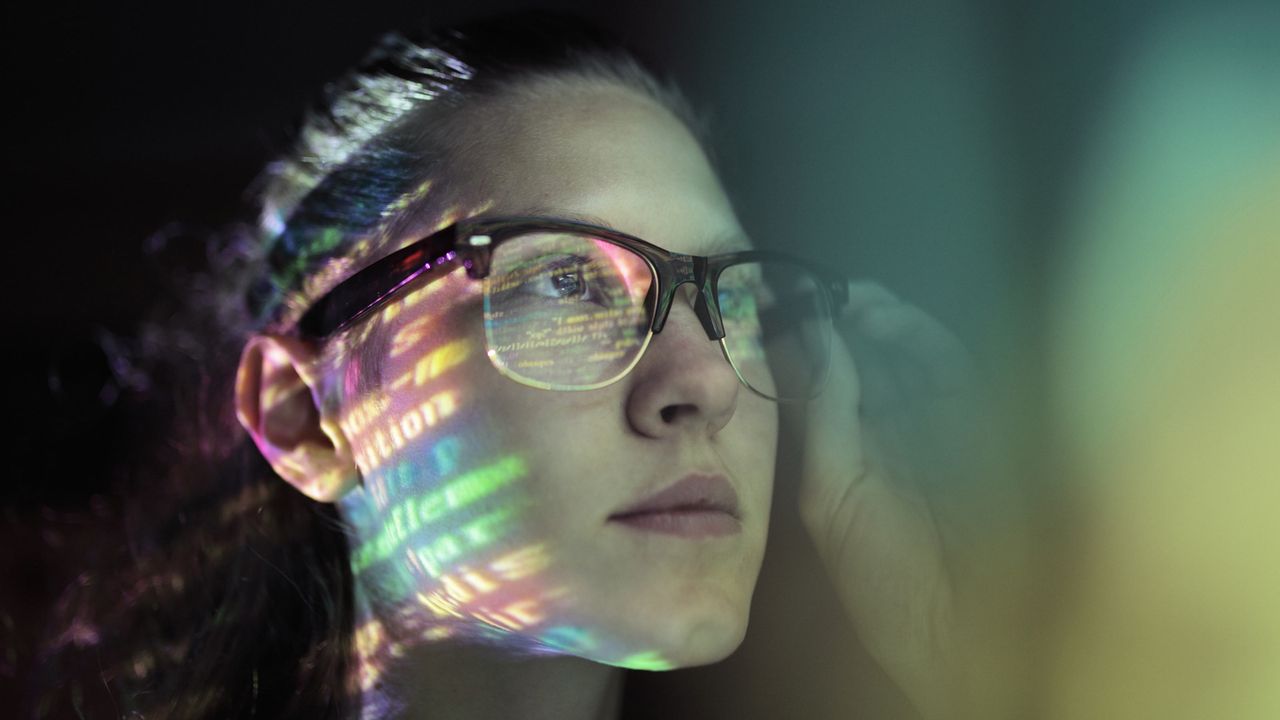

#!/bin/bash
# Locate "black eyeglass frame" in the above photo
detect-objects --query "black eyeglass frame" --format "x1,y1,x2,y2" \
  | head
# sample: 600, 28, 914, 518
295, 216, 853, 399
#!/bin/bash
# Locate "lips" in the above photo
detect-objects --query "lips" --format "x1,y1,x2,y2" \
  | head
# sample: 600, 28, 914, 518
610, 473, 742, 521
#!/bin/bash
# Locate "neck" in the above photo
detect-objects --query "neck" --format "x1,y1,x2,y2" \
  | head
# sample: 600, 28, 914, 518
352, 581, 624, 720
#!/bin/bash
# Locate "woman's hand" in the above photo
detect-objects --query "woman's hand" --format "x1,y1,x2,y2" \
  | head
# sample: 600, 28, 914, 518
787, 282, 1016, 719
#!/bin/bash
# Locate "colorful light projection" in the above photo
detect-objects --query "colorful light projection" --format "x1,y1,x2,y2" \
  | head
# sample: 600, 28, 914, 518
483, 232, 652, 389
350, 453, 526, 574
328, 245, 682, 690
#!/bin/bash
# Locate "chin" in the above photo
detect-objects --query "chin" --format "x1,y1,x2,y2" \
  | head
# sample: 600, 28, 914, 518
524, 588, 751, 670
658, 613, 749, 668
532, 529, 765, 670
593, 600, 751, 671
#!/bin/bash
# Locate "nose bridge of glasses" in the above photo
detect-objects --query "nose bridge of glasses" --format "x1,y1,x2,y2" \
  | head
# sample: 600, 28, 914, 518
649, 253, 726, 341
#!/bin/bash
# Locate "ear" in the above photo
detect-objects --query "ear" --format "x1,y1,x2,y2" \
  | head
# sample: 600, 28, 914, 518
234, 334, 360, 502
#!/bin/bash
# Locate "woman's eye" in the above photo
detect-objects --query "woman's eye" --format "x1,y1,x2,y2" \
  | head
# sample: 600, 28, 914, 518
546, 266, 588, 298
521, 255, 601, 302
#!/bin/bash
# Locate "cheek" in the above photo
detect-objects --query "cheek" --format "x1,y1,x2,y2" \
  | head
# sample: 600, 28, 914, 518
481, 387, 625, 525
737, 398, 779, 478
340, 370, 570, 645
725, 399, 779, 541
343, 339, 477, 477
339, 299, 541, 567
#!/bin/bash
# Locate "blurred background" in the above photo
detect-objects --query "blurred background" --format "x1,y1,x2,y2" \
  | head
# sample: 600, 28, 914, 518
4, 0, 1277, 717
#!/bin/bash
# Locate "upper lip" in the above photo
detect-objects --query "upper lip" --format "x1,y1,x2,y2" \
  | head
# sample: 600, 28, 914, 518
610, 473, 741, 520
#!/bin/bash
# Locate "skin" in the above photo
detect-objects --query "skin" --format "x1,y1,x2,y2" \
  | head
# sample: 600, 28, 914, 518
236, 77, 1003, 719
241, 80, 775, 719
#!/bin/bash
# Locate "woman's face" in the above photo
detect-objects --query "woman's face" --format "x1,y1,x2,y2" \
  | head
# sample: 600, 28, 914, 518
333, 79, 777, 671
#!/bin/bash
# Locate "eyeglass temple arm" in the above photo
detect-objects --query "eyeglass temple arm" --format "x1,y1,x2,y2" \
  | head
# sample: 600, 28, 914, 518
298, 225, 463, 338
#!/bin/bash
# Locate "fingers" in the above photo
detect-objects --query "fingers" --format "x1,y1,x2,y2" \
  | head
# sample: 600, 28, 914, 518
791, 277, 999, 537
794, 325, 868, 530
836, 282, 998, 547
841, 280, 975, 398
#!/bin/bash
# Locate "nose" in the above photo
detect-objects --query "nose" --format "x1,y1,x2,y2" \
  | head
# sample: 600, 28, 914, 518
625, 285, 740, 438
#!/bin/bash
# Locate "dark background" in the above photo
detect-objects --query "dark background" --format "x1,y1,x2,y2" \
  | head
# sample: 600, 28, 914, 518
4, 0, 1269, 717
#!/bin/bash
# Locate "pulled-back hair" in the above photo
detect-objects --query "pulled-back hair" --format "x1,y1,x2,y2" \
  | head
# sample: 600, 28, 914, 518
29, 11, 702, 719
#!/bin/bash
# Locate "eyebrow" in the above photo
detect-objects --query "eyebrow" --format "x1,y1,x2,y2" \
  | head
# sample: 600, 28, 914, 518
503, 207, 755, 255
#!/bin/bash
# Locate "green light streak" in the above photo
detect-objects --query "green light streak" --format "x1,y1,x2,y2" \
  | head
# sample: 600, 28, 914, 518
618, 651, 673, 671
412, 504, 520, 578
352, 455, 527, 573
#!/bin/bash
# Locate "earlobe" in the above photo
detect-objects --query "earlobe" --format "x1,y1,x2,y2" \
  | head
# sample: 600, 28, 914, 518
234, 335, 362, 503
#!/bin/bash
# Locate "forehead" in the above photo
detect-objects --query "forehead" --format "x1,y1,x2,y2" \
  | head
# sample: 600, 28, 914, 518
443, 78, 749, 255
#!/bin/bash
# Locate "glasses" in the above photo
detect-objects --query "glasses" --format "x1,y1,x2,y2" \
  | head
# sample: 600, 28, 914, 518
296, 217, 852, 402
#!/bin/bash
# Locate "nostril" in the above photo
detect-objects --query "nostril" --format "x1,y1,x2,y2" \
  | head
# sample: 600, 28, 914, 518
660, 404, 699, 424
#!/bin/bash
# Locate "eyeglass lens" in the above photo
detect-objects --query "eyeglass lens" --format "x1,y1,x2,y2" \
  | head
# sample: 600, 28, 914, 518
717, 261, 832, 401
482, 231, 831, 401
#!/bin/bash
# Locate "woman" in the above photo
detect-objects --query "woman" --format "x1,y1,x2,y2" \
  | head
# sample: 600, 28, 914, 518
37, 11, 999, 720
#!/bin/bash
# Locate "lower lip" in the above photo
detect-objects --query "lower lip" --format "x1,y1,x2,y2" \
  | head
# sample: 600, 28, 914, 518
609, 510, 741, 538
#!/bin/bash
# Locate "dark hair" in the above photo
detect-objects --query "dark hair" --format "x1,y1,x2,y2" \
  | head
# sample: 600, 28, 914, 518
31, 11, 701, 720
